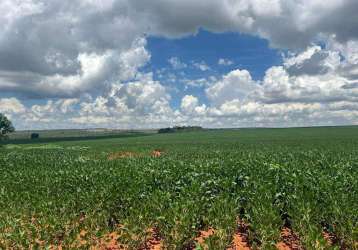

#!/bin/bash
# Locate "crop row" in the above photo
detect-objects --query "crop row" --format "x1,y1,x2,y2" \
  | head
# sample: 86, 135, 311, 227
0, 133, 357, 249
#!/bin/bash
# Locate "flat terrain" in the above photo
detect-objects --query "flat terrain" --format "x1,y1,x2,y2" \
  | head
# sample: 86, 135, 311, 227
0, 127, 357, 249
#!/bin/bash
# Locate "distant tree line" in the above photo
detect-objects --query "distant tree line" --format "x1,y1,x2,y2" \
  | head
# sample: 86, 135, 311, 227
158, 126, 203, 134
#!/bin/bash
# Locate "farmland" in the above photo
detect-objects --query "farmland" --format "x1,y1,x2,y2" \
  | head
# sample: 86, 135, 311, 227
0, 127, 357, 249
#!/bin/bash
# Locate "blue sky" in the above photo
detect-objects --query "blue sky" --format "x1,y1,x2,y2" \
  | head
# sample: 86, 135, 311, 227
148, 30, 282, 81
146, 30, 283, 109
0, 1, 358, 129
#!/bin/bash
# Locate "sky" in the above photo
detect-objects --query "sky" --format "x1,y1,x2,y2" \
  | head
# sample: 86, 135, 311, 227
0, 0, 358, 130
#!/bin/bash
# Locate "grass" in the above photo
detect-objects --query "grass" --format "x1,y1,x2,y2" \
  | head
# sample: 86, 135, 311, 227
0, 127, 357, 249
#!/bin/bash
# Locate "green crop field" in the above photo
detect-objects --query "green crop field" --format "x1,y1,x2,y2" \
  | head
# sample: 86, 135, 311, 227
0, 127, 357, 249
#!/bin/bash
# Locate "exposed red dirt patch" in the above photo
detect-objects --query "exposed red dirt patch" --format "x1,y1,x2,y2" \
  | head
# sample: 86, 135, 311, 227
29, 231, 127, 250
33, 231, 127, 250
276, 228, 303, 250
322, 231, 346, 249
108, 151, 140, 160
139, 228, 163, 250
195, 227, 215, 246
93, 231, 127, 250
322, 228, 358, 249
151, 150, 163, 158
323, 231, 336, 246
108, 150, 164, 160
227, 220, 251, 250
48, 245, 63, 250
227, 233, 250, 250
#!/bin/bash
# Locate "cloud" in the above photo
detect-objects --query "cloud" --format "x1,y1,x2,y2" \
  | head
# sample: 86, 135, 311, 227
168, 57, 187, 70
182, 76, 217, 88
199, 44, 358, 127
284, 46, 340, 76
206, 69, 258, 105
2, 74, 176, 129
0, 0, 148, 98
29, 99, 79, 123
1, 0, 358, 98
0, 37, 150, 98
255, 45, 358, 104
181, 95, 199, 112
180, 95, 206, 115
128, 0, 358, 48
193, 61, 210, 71
0, 98, 26, 114
218, 58, 234, 66
1, 1, 358, 129
66, 73, 174, 127
3, 43, 358, 129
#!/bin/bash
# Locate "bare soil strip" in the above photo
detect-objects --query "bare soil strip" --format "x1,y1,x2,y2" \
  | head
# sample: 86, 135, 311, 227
139, 228, 163, 250
93, 232, 127, 250
227, 220, 251, 250
322, 230, 352, 250
276, 227, 303, 250
108, 151, 140, 160
194, 227, 215, 247
151, 150, 163, 157
108, 150, 163, 160
322, 231, 338, 246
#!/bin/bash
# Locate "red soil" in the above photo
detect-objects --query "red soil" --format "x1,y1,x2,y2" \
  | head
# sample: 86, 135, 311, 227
108, 151, 139, 160
227, 234, 251, 250
195, 227, 215, 246
227, 220, 251, 250
323, 231, 336, 246
139, 228, 163, 250
276, 228, 303, 250
151, 150, 163, 158
322, 230, 348, 249
108, 150, 163, 160
92, 232, 127, 250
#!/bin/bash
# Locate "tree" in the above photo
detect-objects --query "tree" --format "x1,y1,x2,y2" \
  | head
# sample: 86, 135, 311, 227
31, 133, 40, 139
0, 113, 15, 140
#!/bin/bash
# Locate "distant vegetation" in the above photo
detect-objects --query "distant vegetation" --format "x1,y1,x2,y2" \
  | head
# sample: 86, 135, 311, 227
0, 113, 14, 140
158, 126, 204, 133
30, 133, 40, 139
2, 129, 155, 145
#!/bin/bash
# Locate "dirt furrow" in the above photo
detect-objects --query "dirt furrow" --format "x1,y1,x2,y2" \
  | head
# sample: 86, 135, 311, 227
139, 228, 163, 250
276, 227, 303, 250
227, 220, 251, 250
